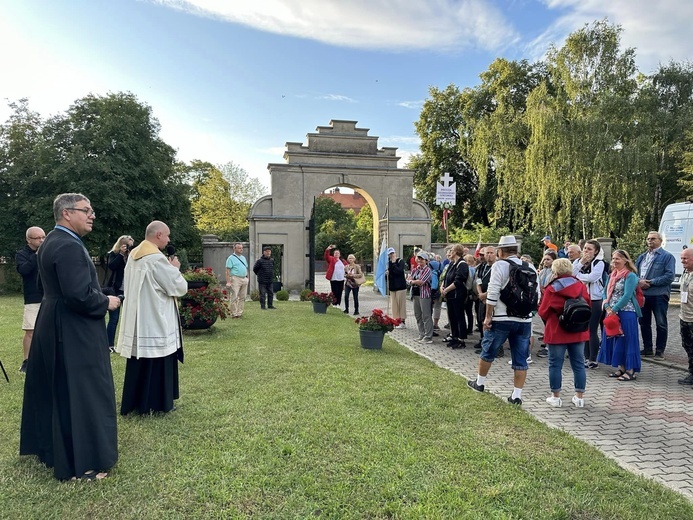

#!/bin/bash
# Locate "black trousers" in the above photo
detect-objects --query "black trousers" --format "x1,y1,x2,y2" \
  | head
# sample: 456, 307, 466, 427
344, 285, 359, 312
464, 297, 475, 334
330, 280, 345, 306
681, 320, 693, 374
446, 298, 467, 341
259, 282, 274, 308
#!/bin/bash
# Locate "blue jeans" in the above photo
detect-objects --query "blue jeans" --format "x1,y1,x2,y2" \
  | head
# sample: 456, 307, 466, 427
480, 321, 531, 370
106, 306, 121, 347
547, 342, 586, 394
639, 294, 670, 353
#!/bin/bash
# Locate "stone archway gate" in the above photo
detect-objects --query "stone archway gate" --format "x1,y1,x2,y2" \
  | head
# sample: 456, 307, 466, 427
246, 119, 431, 292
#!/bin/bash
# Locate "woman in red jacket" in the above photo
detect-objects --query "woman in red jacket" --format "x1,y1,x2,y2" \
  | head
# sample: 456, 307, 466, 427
538, 258, 591, 408
324, 245, 348, 307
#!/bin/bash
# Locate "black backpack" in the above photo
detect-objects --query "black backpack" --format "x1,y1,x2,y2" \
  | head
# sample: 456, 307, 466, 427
550, 278, 592, 332
559, 297, 592, 332
499, 259, 539, 318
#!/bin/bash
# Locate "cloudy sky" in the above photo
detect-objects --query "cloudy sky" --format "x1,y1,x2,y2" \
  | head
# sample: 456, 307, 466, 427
1, 0, 691, 189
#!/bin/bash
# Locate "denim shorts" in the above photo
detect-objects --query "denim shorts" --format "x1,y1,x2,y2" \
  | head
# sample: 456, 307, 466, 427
480, 320, 532, 370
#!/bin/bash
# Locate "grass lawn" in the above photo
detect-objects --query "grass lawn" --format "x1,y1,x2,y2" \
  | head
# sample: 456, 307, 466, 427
1, 294, 691, 519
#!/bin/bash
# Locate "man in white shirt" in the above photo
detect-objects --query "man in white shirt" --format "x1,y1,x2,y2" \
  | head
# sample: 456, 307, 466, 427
467, 236, 539, 405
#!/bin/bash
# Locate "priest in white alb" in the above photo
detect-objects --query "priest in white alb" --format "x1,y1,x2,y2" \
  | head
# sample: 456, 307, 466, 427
116, 220, 188, 415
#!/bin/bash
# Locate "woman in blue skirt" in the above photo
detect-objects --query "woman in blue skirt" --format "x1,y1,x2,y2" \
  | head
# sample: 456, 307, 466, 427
597, 249, 642, 381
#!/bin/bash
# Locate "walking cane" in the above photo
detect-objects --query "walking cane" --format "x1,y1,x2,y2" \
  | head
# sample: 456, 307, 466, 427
0, 360, 9, 383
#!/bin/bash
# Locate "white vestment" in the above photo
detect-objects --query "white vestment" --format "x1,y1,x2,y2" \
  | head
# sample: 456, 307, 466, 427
116, 240, 188, 359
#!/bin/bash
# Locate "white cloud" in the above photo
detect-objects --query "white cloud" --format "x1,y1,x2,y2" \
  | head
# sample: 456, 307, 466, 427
319, 94, 357, 102
152, 0, 519, 52
397, 100, 424, 110
531, 1, 693, 72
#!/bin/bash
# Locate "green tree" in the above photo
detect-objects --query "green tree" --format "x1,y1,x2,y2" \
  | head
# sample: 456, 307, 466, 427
0, 99, 49, 256
190, 161, 267, 241
637, 62, 693, 221
313, 196, 355, 258
350, 203, 374, 263
524, 20, 645, 240
0, 93, 198, 256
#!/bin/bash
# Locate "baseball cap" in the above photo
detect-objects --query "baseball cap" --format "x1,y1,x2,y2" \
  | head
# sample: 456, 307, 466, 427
386, 247, 395, 255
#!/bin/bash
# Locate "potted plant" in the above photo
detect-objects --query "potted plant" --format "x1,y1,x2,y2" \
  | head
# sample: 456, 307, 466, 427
307, 291, 334, 314
182, 267, 218, 289
355, 309, 402, 349
180, 268, 230, 329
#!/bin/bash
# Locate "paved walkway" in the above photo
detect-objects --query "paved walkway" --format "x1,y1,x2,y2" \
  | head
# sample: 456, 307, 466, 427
314, 278, 693, 500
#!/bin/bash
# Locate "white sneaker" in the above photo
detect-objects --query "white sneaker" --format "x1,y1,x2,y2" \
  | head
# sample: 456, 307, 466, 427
571, 395, 584, 408
546, 396, 562, 407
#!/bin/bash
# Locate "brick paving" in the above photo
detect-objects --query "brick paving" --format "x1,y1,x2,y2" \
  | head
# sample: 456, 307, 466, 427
315, 278, 693, 500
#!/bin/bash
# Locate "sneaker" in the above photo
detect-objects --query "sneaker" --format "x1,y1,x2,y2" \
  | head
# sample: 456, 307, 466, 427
537, 347, 548, 358
584, 361, 590, 368
467, 380, 485, 393
19, 359, 28, 373
571, 395, 585, 408
395, 323, 406, 329
527, 356, 533, 364
507, 396, 523, 405
421, 339, 433, 344
109, 346, 116, 354
640, 349, 654, 357
587, 362, 599, 369
546, 396, 562, 407
654, 352, 664, 359
451, 342, 466, 350
678, 374, 693, 385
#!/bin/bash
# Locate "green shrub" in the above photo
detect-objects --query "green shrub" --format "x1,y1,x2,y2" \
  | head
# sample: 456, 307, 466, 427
0, 265, 22, 294
299, 288, 312, 301
276, 290, 289, 301
250, 290, 260, 301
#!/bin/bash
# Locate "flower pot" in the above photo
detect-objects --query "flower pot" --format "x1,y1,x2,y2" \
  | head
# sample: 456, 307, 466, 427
312, 302, 328, 314
359, 329, 385, 349
182, 316, 217, 330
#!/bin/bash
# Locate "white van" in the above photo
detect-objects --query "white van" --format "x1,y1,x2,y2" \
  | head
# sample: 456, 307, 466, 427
658, 201, 693, 287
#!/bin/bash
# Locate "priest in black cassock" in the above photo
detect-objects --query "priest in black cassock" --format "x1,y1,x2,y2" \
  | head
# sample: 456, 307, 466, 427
20, 193, 122, 481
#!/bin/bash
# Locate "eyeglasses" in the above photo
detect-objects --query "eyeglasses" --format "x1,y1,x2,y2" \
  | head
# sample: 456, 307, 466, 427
28, 236, 45, 240
67, 207, 96, 217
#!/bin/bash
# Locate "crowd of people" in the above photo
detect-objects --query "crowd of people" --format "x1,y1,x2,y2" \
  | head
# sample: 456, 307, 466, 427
380, 232, 680, 408
13, 196, 686, 482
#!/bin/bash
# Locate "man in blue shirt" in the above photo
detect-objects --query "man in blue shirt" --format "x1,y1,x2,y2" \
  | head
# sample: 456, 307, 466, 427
225, 243, 249, 318
635, 231, 676, 358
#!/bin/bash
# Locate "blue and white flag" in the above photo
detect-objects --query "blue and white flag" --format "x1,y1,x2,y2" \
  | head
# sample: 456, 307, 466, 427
374, 238, 388, 297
